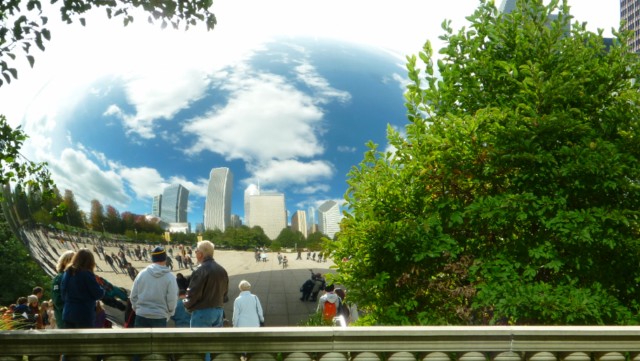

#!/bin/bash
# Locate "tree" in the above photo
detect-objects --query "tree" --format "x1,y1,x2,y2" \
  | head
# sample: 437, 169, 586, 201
89, 199, 105, 232
334, 0, 640, 325
306, 231, 326, 251
0, 0, 216, 86
62, 189, 84, 228
104, 205, 123, 234
0, 0, 217, 222
275, 228, 305, 249
0, 115, 52, 198
0, 204, 49, 305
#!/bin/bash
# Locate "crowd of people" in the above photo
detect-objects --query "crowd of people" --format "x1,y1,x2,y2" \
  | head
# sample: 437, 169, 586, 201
3, 225, 353, 333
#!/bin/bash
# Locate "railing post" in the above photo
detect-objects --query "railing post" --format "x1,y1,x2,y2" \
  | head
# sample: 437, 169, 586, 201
493, 352, 522, 361
459, 352, 486, 361
527, 352, 557, 361
249, 353, 277, 361
142, 354, 172, 361
595, 353, 625, 361
319, 352, 348, 361
174, 354, 205, 361
389, 352, 417, 361
561, 352, 590, 361
0, 357, 23, 361
353, 352, 382, 361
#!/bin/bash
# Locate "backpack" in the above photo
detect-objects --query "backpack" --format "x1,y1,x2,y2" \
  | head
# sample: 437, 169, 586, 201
322, 300, 339, 321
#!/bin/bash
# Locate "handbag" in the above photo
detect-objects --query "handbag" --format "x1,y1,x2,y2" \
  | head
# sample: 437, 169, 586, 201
254, 295, 264, 326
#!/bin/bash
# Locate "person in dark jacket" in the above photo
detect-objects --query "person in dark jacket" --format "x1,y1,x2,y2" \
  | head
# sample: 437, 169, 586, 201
61, 248, 105, 328
184, 240, 229, 328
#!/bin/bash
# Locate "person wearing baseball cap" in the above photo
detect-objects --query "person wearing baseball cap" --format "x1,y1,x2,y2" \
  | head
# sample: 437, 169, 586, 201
130, 246, 178, 327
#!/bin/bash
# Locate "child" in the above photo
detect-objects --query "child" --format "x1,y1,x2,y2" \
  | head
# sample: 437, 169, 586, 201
40, 301, 51, 329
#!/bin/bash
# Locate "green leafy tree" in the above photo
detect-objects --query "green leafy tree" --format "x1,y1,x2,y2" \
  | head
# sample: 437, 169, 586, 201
89, 199, 105, 232
104, 205, 123, 234
62, 189, 84, 228
0, 115, 52, 198
275, 227, 305, 249
306, 231, 325, 251
0, 204, 49, 305
334, 0, 640, 325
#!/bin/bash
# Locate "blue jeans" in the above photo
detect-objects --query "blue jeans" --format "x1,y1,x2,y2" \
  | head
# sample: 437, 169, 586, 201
190, 308, 224, 361
190, 307, 224, 328
135, 315, 168, 328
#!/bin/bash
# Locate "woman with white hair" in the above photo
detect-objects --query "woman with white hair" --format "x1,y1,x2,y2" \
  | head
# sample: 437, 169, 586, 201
232, 280, 264, 327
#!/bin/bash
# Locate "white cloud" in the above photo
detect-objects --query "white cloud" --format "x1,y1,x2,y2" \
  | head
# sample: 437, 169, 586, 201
249, 159, 334, 187
294, 61, 351, 104
389, 73, 410, 91
295, 184, 331, 194
183, 71, 325, 162
166, 176, 209, 198
117, 68, 212, 139
45, 148, 130, 210
117, 167, 209, 203
337, 146, 357, 153
118, 167, 166, 199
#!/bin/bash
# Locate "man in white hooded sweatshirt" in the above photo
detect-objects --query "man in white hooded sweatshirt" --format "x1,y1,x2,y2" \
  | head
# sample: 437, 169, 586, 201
130, 246, 179, 327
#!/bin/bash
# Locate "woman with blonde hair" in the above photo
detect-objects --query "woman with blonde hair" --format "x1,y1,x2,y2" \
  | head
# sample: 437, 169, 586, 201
232, 280, 264, 327
52, 250, 75, 328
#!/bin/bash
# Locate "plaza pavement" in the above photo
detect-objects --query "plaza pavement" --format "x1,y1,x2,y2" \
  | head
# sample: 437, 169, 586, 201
20, 227, 336, 327
96, 248, 336, 327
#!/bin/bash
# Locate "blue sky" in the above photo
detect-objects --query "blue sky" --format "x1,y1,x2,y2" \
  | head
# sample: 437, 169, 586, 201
0, 0, 620, 228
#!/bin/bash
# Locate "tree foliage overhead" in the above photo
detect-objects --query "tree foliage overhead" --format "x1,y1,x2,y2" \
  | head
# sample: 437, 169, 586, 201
0, 115, 52, 195
334, 0, 640, 325
0, 0, 216, 86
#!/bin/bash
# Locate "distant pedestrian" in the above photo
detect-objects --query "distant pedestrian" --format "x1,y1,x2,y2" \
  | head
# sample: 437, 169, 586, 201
310, 273, 325, 302
104, 254, 118, 274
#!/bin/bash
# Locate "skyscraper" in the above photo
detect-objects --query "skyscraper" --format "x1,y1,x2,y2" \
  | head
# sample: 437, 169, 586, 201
307, 206, 316, 233
248, 193, 286, 240
318, 200, 341, 239
160, 184, 189, 223
204, 167, 233, 232
151, 194, 162, 218
622, 0, 640, 52
291, 210, 308, 239
244, 183, 260, 226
